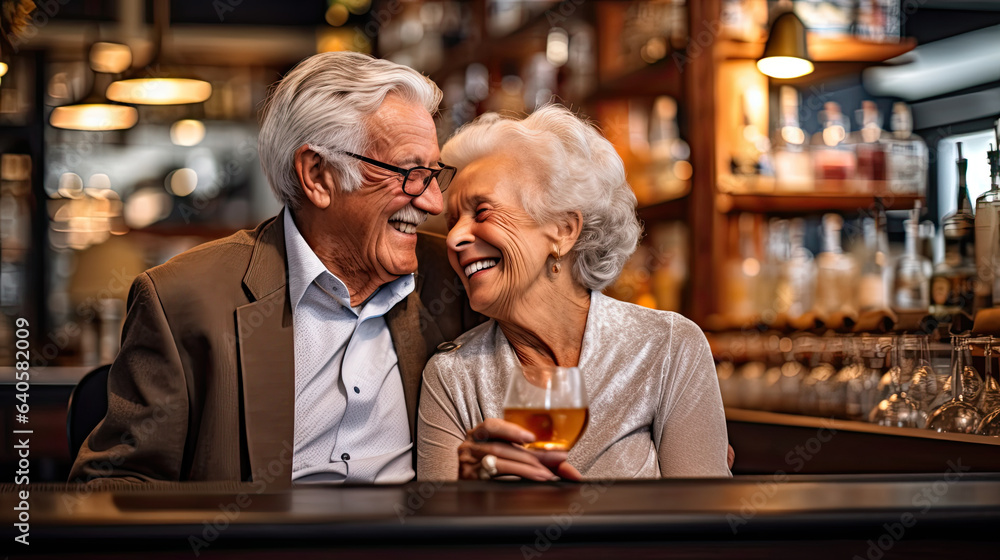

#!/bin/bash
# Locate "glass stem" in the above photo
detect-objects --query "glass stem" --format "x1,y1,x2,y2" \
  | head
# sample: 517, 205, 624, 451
953, 338, 967, 402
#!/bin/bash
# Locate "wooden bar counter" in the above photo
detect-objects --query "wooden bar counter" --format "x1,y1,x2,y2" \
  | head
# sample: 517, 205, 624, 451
2, 475, 999, 558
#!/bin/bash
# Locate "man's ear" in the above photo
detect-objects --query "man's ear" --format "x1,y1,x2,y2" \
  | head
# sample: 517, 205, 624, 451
555, 210, 583, 256
293, 144, 335, 209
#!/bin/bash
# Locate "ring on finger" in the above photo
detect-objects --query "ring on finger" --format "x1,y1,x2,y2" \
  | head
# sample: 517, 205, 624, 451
479, 453, 499, 479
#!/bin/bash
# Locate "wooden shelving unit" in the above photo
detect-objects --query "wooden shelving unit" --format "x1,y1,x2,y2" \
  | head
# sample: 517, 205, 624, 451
719, 35, 917, 62
413, 1, 921, 326
587, 57, 684, 102
702, 8, 924, 326
717, 191, 924, 214
637, 196, 689, 222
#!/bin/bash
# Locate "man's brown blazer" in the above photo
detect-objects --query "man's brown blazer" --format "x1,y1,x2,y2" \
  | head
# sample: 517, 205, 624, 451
68, 213, 479, 486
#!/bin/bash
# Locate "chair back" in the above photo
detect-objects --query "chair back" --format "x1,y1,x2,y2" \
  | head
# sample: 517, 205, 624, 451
66, 364, 111, 464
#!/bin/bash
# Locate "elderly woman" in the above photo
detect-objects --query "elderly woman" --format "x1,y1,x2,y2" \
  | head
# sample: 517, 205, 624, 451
416, 105, 730, 481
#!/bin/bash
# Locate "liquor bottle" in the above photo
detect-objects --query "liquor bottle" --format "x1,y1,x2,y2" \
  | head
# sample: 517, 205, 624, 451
930, 142, 976, 319
857, 204, 890, 312
974, 138, 1000, 311
723, 213, 761, 324
885, 103, 928, 195
811, 102, 857, 186
893, 203, 931, 313
759, 219, 787, 319
852, 101, 888, 190
731, 92, 763, 180
856, 0, 901, 41
648, 96, 691, 202
815, 213, 859, 318
772, 86, 813, 192
783, 218, 816, 319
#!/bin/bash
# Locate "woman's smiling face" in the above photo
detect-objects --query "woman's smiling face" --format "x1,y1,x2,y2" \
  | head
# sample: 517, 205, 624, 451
445, 153, 558, 318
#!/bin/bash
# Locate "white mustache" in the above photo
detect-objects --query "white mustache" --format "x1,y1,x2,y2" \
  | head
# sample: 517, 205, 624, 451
389, 205, 428, 226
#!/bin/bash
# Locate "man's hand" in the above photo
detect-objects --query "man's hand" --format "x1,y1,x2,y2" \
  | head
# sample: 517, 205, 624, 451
458, 418, 582, 481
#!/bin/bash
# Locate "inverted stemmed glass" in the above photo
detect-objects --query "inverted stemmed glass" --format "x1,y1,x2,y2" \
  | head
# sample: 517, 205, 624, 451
869, 335, 926, 428
503, 365, 590, 451
977, 337, 1000, 435
843, 336, 883, 421
926, 335, 983, 434
977, 337, 1000, 414
901, 334, 939, 412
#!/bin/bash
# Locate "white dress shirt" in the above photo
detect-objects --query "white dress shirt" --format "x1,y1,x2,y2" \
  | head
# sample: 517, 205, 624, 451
284, 208, 415, 483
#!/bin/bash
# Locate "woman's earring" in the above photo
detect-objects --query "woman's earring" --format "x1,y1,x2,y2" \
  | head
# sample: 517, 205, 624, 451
550, 249, 562, 275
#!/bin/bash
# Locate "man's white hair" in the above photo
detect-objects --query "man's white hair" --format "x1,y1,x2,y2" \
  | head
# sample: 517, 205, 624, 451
441, 104, 641, 291
258, 52, 443, 209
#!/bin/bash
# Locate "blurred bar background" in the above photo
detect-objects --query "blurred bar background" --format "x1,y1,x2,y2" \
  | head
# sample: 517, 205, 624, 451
3, 0, 1000, 481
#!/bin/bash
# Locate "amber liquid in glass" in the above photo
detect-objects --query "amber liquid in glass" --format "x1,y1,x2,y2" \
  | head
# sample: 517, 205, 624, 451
504, 407, 590, 451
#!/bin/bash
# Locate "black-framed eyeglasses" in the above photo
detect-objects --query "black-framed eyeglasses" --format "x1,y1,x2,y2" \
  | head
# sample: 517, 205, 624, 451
341, 151, 457, 197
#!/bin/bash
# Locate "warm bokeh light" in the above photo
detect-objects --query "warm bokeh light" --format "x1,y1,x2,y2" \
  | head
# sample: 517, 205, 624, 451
58, 173, 84, 199
823, 125, 847, 146
106, 78, 212, 105
50, 104, 138, 131
90, 42, 133, 73
673, 160, 693, 181
756, 56, 814, 79
124, 188, 173, 229
166, 168, 198, 196
170, 119, 206, 146
0, 62, 7, 77
546, 28, 569, 67
781, 126, 806, 145
341, 0, 371, 15
325, 3, 350, 26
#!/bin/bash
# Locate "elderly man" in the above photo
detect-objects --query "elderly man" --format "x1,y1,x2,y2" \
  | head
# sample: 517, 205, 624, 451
69, 52, 479, 486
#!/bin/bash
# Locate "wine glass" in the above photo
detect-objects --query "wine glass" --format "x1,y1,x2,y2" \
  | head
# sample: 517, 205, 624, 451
926, 336, 983, 434
503, 365, 589, 451
801, 336, 838, 417
844, 336, 882, 421
869, 336, 926, 428
904, 334, 940, 412
976, 337, 1000, 436
977, 337, 1000, 414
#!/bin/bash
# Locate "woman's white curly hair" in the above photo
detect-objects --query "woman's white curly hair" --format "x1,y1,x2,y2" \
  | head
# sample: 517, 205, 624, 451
441, 104, 641, 290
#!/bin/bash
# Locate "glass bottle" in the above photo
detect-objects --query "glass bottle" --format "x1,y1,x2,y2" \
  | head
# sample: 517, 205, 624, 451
759, 219, 787, 322
974, 141, 1000, 312
893, 203, 931, 313
857, 205, 890, 312
815, 214, 859, 319
926, 336, 984, 434
885, 103, 928, 195
772, 86, 813, 192
930, 143, 976, 320
784, 218, 816, 320
852, 101, 889, 191
811, 102, 857, 187
723, 213, 760, 325
648, 96, 691, 202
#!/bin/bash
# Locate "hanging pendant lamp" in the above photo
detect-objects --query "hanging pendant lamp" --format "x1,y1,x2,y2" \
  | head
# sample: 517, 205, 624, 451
105, 0, 211, 106
757, 11, 814, 79
50, 42, 138, 131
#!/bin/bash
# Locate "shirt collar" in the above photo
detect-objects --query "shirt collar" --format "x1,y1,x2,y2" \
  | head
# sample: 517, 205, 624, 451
283, 207, 414, 316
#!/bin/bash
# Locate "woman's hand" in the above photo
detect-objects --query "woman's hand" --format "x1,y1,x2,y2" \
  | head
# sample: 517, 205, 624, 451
458, 418, 583, 481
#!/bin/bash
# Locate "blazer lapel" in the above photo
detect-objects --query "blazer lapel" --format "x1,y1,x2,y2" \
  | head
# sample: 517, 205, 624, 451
387, 272, 443, 439
237, 214, 295, 488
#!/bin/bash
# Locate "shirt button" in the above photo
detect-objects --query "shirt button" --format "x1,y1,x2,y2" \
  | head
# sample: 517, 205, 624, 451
341, 453, 351, 461
354, 386, 360, 394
